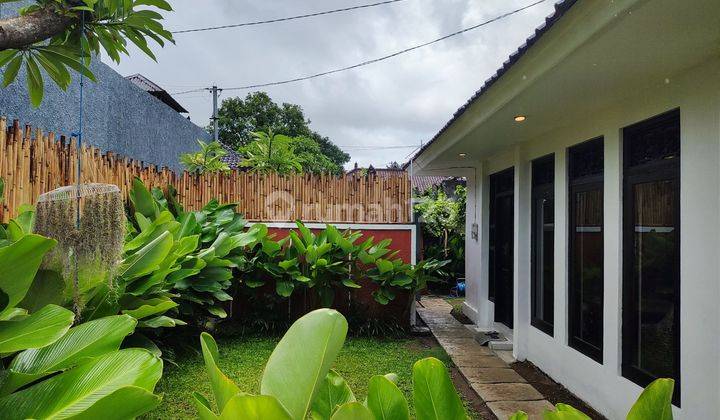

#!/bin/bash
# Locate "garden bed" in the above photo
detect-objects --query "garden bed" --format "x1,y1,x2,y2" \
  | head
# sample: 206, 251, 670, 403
150, 335, 485, 419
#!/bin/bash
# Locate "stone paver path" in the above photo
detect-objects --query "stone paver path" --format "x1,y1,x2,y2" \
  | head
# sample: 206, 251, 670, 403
417, 297, 553, 420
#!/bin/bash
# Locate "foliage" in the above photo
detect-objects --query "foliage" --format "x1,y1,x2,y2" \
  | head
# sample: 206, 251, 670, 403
180, 140, 231, 174
512, 378, 675, 420
195, 309, 466, 419
0, 232, 162, 419
415, 185, 466, 285
215, 91, 349, 166
239, 131, 303, 175
292, 135, 343, 175
152, 336, 455, 419
0, 0, 174, 107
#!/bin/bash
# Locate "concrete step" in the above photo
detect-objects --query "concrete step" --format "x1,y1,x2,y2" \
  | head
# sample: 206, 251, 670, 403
489, 340, 513, 351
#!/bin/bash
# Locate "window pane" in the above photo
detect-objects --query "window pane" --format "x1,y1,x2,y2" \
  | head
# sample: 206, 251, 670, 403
532, 195, 555, 326
630, 180, 677, 378
570, 188, 604, 353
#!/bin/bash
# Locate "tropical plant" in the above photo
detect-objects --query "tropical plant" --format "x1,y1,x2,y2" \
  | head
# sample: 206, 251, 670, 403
511, 377, 675, 420
415, 190, 462, 257
195, 309, 467, 419
0, 233, 163, 419
180, 140, 231, 174
214, 91, 349, 168
0, 0, 174, 106
239, 130, 303, 175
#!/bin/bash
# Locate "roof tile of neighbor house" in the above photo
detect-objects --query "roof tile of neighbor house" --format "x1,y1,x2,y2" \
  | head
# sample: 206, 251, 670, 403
346, 167, 450, 193
406, 0, 578, 167
125, 74, 189, 113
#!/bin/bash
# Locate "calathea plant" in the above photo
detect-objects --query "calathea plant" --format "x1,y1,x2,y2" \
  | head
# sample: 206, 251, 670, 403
0, 233, 163, 419
195, 309, 467, 420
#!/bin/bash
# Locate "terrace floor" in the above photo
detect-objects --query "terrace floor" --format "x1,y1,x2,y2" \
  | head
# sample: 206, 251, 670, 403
417, 297, 554, 419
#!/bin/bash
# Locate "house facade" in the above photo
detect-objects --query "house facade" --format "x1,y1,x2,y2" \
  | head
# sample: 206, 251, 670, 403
410, 0, 720, 418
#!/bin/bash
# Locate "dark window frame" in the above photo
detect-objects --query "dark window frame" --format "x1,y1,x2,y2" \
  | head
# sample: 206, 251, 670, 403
621, 109, 681, 406
531, 154, 555, 336
488, 168, 514, 303
567, 137, 604, 363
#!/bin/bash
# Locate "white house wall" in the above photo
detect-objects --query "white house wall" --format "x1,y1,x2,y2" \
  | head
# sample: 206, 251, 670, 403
461, 57, 720, 419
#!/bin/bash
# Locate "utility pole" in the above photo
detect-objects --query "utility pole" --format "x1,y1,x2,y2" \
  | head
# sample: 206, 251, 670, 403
208, 85, 222, 142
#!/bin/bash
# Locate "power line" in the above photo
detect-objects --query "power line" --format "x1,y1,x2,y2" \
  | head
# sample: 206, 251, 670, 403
172, 0, 407, 34
172, 0, 547, 95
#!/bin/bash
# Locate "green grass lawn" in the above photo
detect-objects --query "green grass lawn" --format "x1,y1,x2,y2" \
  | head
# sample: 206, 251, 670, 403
148, 336, 455, 419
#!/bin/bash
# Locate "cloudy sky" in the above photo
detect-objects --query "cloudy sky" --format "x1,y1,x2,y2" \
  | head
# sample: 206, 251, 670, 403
108, 0, 556, 168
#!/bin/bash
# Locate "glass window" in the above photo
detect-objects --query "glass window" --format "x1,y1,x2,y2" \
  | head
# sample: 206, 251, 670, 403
622, 109, 680, 405
568, 137, 604, 362
531, 155, 554, 335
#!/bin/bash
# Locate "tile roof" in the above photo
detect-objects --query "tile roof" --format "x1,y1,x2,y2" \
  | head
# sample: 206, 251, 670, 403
125, 73, 189, 113
406, 0, 578, 167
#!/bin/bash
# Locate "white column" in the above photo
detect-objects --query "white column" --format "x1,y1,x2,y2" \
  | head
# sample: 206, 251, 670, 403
603, 130, 622, 374
462, 164, 483, 324
514, 146, 531, 360
554, 148, 568, 344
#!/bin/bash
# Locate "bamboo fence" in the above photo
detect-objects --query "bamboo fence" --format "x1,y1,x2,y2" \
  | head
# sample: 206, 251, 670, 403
0, 118, 411, 224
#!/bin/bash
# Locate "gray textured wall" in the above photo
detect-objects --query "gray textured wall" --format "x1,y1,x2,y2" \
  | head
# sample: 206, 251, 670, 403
0, 2, 209, 171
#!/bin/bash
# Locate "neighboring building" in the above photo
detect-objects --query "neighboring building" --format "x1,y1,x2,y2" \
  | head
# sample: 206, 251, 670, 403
0, 3, 209, 171
409, 0, 719, 418
347, 164, 462, 195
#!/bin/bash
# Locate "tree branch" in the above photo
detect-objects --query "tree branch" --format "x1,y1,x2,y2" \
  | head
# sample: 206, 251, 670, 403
0, 7, 76, 51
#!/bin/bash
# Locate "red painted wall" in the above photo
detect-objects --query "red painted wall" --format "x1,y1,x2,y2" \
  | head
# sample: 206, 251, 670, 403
266, 227, 413, 263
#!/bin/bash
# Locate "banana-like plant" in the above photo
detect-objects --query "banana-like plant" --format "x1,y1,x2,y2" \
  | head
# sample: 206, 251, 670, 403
510, 377, 675, 420
195, 309, 467, 419
0, 234, 163, 419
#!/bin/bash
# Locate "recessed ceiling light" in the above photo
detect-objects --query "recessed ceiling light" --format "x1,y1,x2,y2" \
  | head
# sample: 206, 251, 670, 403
458, 153, 467, 158
514, 115, 527, 122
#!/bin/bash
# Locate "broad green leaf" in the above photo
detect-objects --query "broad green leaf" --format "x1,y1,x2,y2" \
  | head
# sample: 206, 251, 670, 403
0, 304, 73, 354
330, 402, 375, 420
65, 385, 161, 420
18, 269, 65, 313
219, 394, 292, 420
0, 234, 56, 318
122, 298, 177, 319
626, 378, 674, 420
0, 349, 162, 420
138, 315, 184, 328
509, 412, 529, 420
3, 55, 22, 87
25, 55, 44, 107
376, 259, 394, 274
199, 332, 240, 413
194, 392, 219, 420
543, 403, 591, 419
129, 177, 159, 219
261, 309, 348, 420
311, 370, 355, 420
367, 374, 410, 420
117, 231, 173, 281
412, 357, 466, 420
1, 314, 137, 394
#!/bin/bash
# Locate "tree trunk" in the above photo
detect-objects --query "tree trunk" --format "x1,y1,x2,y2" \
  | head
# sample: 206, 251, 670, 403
0, 7, 75, 51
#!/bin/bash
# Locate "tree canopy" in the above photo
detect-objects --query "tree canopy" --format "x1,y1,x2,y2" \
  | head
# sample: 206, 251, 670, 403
0, 0, 174, 107
216, 92, 350, 168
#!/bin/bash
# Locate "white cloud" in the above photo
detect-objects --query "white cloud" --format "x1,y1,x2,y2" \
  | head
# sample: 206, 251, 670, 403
108, 0, 557, 167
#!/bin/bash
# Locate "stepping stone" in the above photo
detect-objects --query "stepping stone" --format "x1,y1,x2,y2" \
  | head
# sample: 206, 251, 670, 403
463, 367, 527, 384
452, 355, 508, 368
472, 383, 544, 402
444, 345, 494, 358
487, 400, 555, 420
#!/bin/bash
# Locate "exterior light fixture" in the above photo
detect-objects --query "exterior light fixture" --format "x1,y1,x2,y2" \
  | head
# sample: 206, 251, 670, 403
458, 153, 467, 158
514, 115, 527, 122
